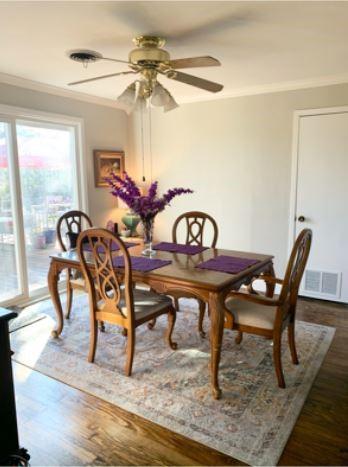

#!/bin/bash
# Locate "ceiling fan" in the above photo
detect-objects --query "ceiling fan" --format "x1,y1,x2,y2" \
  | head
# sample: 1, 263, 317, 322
67, 35, 223, 112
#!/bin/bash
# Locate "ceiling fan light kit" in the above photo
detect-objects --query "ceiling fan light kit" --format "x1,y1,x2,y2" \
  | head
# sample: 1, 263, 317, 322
117, 82, 137, 107
67, 35, 223, 113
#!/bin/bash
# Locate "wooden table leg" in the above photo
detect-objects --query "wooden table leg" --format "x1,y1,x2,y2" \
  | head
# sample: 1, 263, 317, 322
209, 291, 225, 400
265, 262, 276, 298
47, 259, 64, 338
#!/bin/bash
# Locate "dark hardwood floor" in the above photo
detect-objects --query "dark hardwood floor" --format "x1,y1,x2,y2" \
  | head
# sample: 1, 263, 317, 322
13, 298, 348, 466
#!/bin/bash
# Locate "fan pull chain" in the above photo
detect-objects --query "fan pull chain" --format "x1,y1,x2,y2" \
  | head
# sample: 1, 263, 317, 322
149, 104, 153, 183
140, 99, 145, 182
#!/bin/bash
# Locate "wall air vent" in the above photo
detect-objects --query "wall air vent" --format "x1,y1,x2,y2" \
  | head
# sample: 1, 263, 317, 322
302, 269, 341, 299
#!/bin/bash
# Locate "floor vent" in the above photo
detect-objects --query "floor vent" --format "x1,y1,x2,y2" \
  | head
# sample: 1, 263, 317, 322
303, 269, 341, 299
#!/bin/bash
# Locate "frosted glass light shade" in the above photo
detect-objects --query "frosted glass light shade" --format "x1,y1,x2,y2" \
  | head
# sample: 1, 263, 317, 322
164, 93, 179, 112
117, 83, 136, 109
151, 83, 170, 107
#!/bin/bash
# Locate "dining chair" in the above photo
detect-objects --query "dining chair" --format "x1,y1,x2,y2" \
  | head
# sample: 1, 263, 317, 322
77, 228, 177, 376
224, 228, 312, 388
56, 210, 93, 319
149, 211, 218, 337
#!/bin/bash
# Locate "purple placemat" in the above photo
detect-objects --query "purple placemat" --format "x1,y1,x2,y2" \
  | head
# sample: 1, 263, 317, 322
153, 241, 208, 255
83, 241, 137, 253
112, 256, 172, 273
196, 255, 260, 274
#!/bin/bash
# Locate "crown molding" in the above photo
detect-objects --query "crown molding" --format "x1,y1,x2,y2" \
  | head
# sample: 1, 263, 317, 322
178, 72, 348, 105
0, 71, 127, 112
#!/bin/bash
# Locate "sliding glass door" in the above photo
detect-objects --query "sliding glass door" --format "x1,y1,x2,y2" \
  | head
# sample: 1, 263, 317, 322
17, 121, 78, 293
0, 109, 85, 306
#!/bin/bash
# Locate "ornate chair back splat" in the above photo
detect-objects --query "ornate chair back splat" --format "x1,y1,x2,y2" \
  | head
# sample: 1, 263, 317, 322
77, 228, 134, 327
168, 211, 218, 337
279, 228, 312, 313
77, 228, 177, 376
56, 210, 93, 320
172, 211, 218, 248
57, 210, 93, 252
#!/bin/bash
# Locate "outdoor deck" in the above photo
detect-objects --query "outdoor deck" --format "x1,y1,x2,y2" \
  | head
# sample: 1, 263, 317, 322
0, 242, 58, 301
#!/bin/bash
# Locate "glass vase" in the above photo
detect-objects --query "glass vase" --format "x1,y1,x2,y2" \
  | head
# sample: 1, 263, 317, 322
141, 217, 155, 256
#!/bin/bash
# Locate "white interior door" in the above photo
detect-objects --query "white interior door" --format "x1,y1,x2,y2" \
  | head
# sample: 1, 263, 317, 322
295, 110, 348, 303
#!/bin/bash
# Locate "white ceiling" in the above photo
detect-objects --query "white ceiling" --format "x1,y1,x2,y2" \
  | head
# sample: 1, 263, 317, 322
1, 1, 348, 107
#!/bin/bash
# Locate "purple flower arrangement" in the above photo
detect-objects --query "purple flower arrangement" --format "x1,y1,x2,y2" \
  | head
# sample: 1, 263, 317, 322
106, 172, 193, 222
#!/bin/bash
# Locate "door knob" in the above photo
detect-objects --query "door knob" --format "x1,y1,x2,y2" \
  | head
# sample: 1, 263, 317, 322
298, 215, 306, 222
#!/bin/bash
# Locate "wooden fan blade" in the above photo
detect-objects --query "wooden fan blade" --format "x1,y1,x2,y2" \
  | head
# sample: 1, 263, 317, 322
101, 57, 132, 65
169, 56, 221, 69
168, 71, 223, 93
68, 71, 136, 86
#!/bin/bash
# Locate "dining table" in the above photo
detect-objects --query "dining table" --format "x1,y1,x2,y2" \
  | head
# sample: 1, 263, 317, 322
47, 243, 274, 399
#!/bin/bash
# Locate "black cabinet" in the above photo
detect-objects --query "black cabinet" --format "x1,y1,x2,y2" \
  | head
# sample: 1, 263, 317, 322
0, 308, 30, 465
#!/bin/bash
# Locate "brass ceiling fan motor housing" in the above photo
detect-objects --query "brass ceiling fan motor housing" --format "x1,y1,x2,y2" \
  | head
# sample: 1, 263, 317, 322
129, 35, 170, 66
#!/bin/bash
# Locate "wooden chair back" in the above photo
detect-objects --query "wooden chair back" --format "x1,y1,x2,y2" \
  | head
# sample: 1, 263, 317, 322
279, 228, 312, 308
172, 211, 218, 247
77, 228, 134, 328
57, 210, 93, 251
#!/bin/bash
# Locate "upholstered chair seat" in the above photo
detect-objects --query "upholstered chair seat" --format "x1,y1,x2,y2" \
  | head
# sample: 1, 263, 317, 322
98, 289, 173, 322
225, 296, 276, 330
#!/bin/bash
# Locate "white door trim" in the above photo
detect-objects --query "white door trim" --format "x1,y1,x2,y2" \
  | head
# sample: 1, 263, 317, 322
288, 105, 348, 257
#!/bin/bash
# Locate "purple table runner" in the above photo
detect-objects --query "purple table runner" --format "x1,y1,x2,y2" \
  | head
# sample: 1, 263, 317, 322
196, 255, 260, 274
153, 241, 208, 255
112, 256, 172, 273
83, 241, 137, 253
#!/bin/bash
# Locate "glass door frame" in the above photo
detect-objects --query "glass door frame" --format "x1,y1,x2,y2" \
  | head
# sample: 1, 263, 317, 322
0, 117, 27, 304
0, 104, 88, 307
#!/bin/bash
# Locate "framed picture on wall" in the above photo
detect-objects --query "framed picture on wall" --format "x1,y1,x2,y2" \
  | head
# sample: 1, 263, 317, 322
94, 150, 125, 187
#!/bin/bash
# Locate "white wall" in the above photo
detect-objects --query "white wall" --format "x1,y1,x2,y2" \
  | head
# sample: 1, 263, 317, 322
129, 83, 348, 275
0, 82, 128, 227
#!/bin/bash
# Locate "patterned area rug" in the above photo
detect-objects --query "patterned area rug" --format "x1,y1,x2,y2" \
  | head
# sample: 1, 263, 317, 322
10, 295, 335, 466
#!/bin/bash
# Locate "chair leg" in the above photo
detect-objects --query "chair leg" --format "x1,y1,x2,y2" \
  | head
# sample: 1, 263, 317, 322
125, 329, 135, 376
288, 321, 299, 365
147, 318, 157, 330
65, 270, 73, 319
174, 297, 179, 311
235, 331, 243, 344
273, 332, 285, 388
166, 307, 177, 350
88, 317, 98, 363
198, 300, 206, 338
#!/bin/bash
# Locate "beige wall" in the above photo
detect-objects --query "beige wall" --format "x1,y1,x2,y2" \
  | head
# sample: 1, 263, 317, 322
2, 80, 348, 275
0, 82, 128, 227
129, 83, 348, 274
